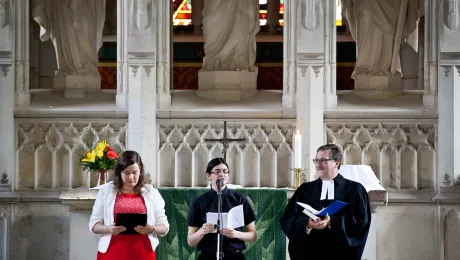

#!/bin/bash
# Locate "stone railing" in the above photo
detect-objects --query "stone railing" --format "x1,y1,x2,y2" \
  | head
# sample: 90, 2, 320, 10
325, 120, 437, 190
15, 119, 127, 190
157, 120, 296, 188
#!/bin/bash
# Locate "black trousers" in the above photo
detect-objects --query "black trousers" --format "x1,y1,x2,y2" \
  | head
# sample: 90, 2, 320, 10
197, 251, 245, 260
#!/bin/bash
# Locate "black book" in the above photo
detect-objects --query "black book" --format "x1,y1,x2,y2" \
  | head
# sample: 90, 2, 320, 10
115, 213, 147, 234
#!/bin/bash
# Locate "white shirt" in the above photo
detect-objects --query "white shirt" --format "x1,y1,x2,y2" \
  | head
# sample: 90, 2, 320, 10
88, 183, 170, 253
320, 180, 334, 200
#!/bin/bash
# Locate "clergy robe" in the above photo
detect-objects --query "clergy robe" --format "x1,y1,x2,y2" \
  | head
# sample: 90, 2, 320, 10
280, 174, 371, 260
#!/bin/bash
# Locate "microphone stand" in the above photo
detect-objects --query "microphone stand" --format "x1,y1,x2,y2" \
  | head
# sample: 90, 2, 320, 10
216, 180, 224, 260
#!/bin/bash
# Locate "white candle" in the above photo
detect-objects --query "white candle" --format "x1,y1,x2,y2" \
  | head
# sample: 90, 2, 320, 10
294, 130, 302, 168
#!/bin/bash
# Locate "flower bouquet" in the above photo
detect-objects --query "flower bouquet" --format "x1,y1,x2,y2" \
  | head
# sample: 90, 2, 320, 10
80, 140, 119, 187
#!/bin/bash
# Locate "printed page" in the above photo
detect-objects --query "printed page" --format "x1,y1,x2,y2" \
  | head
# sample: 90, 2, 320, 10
206, 212, 229, 232
296, 202, 321, 215
227, 205, 245, 229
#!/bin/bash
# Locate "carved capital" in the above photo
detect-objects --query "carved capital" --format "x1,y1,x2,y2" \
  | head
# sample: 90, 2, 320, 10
301, 0, 322, 31
0, 0, 7, 28
445, 0, 460, 30
442, 65, 452, 78
0, 64, 10, 77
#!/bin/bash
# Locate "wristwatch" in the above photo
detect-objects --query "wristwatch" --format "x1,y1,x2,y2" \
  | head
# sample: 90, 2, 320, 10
151, 226, 156, 234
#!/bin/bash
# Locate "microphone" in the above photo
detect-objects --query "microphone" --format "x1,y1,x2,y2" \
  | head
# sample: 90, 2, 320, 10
216, 178, 223, 192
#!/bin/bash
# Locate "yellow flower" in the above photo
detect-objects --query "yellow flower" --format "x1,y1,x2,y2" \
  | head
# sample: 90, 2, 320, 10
96, 140, 108, 152
82, 150, 96, 163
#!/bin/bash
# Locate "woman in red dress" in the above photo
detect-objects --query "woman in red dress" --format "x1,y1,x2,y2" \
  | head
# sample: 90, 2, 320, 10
89, 151, 170, 260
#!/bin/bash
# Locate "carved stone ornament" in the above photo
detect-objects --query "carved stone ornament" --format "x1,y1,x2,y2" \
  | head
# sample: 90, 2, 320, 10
443, 173, 451, 186
445, 0, 459, 30
302, 0, 322, 31
0, 0, 6, 28
1, 172, 8, 184
0, 65, 10, 77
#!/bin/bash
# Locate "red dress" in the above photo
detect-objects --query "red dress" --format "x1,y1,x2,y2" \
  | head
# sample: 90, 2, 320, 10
97, 192, 156, 260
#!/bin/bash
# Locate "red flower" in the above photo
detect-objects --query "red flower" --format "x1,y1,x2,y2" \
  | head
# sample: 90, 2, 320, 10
107, 150, 118, 160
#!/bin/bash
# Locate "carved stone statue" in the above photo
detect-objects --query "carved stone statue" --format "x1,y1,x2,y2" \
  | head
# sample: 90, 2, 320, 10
32, 0, 106, 77
342, 0, 423, 98
197, 0, 260, 102
201, 0, 259, 72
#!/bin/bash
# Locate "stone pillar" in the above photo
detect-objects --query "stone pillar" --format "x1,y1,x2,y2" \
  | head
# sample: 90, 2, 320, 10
267, 0, 280, 34
323, 0, 337, 108
423, 0, 439, 108
14, 0, 30, 108
191, 0, 203, 34
0, 3, 19, 259
126, 0, 158, 183
439, 0, 460, 190
282, 0, 296, 109
156, 0, 172, 108
116, 0, 128, 108
0, 0, 15, 189
294, 0, 325, 182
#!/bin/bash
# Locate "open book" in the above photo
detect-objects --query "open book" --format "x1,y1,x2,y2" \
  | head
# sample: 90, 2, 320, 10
206, 205, 245, 231
297, 201, 348, 221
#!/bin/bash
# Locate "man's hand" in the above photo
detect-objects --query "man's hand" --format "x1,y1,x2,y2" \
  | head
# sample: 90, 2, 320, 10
307, 213, 331, 230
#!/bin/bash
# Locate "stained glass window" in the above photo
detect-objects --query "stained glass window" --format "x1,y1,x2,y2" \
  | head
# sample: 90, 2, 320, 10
171, 0, 341, 28
173, 0, 191, 26
337, 0, 342, 26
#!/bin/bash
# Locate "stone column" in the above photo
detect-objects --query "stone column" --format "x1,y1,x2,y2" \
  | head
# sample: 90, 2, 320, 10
126, 0, 158, 183
156, 0, 172, 108
191, 0, 203, 34
14, 0, 30, 107
116, 0, 128, 108
293, 0, 325, 182
0, 3, 19, 259
282, 0, 296, 109
323, 0, 337, 108
267, 0, 280, 34
439, 0, 460, 190
423, 0, 439, 108
0, 0, 15, 189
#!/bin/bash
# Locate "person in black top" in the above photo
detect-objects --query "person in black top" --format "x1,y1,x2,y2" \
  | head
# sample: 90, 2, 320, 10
280, 144, 371, 260
187, 158, 257, 260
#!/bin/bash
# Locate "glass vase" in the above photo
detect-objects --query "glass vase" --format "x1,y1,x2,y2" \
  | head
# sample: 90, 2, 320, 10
97, 170, 109, 186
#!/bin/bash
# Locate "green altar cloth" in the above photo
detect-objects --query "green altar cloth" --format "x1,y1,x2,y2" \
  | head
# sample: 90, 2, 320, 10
156, 188, 287, 260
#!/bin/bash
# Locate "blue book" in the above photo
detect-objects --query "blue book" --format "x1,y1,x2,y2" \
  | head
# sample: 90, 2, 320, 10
297, 201, 348, 220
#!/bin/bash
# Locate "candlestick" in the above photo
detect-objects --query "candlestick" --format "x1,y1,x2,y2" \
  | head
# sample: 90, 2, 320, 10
290, 168, 305, 189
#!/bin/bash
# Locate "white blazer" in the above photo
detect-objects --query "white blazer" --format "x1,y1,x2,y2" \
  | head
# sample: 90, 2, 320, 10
88, 183, 170, 253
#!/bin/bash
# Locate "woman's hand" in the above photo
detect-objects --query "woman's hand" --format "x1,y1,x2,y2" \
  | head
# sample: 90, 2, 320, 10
106, 224, 126, 235
222, 228, 239, 239
200, 223, 216, 236
134, 224, 154, 235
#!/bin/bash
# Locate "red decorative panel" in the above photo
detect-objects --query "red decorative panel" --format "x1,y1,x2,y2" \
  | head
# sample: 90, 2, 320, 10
257, 67, 283, 90
98, 66, 117, 89
336, 66, 354, 90
174, 67, 200, 90
98, 65, 355, 91
173, 66, 284, 90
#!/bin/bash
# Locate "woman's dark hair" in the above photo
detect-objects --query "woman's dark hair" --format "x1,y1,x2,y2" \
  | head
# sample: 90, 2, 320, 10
206, 157, 229, 174
112, 150, 146, 194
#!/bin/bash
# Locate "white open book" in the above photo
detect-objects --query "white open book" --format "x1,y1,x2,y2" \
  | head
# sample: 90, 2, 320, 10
297, 201, 348, 221
206, 204, 245, 231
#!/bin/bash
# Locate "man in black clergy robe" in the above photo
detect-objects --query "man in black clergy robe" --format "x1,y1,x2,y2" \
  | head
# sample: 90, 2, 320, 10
280, 144, 371, 260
